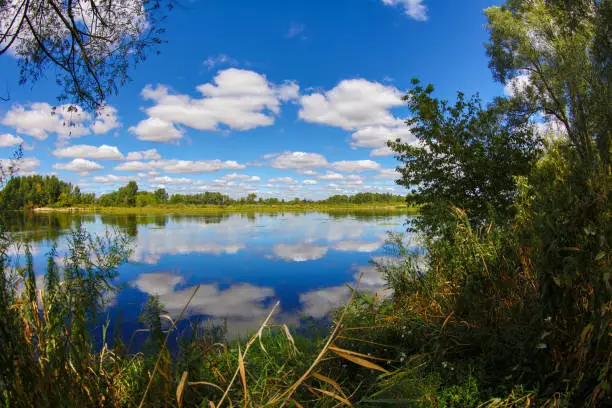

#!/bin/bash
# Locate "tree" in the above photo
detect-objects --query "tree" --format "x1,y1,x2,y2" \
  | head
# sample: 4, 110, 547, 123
153, 188, 168, 203
0, 0, 170, 109
485, 0, 611, 170
389, 80, 539, 235
116, 181, 138, 207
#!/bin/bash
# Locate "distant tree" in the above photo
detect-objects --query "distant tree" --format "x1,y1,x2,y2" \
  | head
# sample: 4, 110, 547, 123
153, 188, 168, 203
246, 193, 257, 204
118, 181, 138, 207
0, 0, 171, 109
389, 80, 539, 235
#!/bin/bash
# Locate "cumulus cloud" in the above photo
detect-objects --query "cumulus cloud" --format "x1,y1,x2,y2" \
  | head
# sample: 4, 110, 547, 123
132, 272, 184, 295
270, 243, 328, 262
297, 79, 416, 156
331, 160, 381, 173
375, 168, 399, 180
268, 151, 328, 169
153, 159, 245, 174
2, 103, 90, 140
381, 0, 428, 21
92, 174, 142, 184
317, 171, 345, 181
114, 159, 245, 174
220, 173, 261, 182
300, 265, 389, 318
135, 69, 299, 137
129, 117, 183, 143
269, 176, 298, 184
113, 161, 150, 172
299, 79, 402, 130
131, 272, 274, 319
0, 133, 23, 147
2, 103, 121, 140
52, 144, 124, 161
148, 176, 198, 185
91, 105, 120, 135
53, 158, 103, 175
302, 179, 317, 185
126, 149, 161, 161
333, 239, 385, 253
351, 125, 416, 156
0, 157, 40, 174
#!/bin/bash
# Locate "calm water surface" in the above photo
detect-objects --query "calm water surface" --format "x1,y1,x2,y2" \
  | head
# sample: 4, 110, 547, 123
7, 211, 415, 339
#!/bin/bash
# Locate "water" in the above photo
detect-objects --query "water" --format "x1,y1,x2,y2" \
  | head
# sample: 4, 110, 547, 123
5, 211, 414, 339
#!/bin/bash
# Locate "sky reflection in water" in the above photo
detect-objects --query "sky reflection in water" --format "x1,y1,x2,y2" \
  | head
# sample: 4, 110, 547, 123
9, 211, 416, 338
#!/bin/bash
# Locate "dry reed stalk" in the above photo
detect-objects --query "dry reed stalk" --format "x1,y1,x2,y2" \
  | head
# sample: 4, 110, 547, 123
138, 284, 201, 408
214, 301, 281, 408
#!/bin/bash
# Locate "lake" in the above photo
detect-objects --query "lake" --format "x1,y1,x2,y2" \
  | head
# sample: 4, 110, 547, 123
5, 211, 415, 341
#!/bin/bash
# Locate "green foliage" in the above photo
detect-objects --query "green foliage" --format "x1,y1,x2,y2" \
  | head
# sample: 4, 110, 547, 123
389, 80, 538, 235
0, 226, 134, 406
0, 174, 82, 209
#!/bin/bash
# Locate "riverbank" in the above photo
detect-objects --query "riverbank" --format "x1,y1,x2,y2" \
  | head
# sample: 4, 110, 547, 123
32, 203, 419, 214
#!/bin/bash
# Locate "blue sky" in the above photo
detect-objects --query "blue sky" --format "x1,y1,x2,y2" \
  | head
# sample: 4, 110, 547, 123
0, 0, 504, 199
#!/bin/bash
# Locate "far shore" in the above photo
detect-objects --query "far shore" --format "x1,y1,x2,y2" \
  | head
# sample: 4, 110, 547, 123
30, 204, 418, 215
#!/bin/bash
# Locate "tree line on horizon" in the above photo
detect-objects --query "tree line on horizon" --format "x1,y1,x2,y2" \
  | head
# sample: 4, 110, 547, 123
0, 175, 407, 209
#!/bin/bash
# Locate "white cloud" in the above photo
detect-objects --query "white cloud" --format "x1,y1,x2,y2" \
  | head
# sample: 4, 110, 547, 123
333, 239, 385, 253
148, 176, 197, 185
129, 117, 183, 143
53, 158, 103, 175
0, 133, 23, 147
138, 69, 299, 135
2, 103, 90, 140
300, 265, 389, 318
114, 161, 150, 172
132, 272, 184, 296
126, 149, 161, 161
270, 243, 328, 262
351, 125, 416, 156
203, 54, 238, 70
302, 179, 317, 185
131, 272, 273, 320
91, 105, 120, 135
92, 174, 142, 184
317, 171, 345, 181
221, 173, 261, 182
375, 168, 399, 180
114, 159, 245, 174
381, 0, 428, 21
269, 176, 298, 184
0, 157, 40, 174
504, 73, 532, 98
268, 151, 328, 169
52, 144, 124, 161
153, 159, 245, 174
299, 170, 318, 176
299, 79, 403, 130
331, 160, 381, 173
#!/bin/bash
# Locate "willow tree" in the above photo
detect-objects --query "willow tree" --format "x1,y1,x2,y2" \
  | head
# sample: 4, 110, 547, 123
0, 0, 170, 110
486, 0, 611, 170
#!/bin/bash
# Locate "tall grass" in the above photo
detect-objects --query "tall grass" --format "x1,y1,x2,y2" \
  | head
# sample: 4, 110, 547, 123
0, 229, 396, 407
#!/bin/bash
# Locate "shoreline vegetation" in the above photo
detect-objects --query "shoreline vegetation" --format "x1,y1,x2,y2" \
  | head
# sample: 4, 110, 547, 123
30, 203, 417, 214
